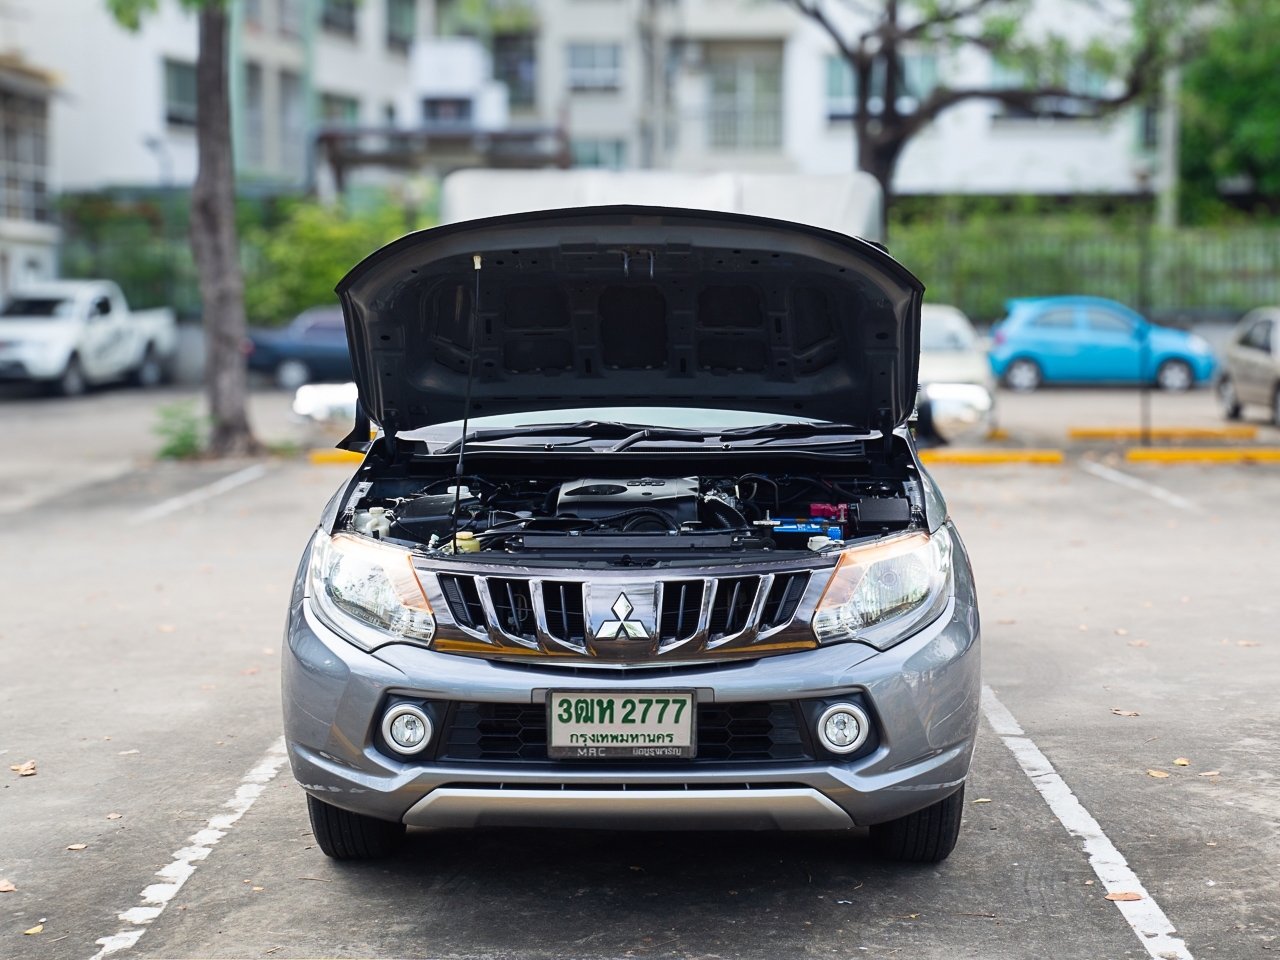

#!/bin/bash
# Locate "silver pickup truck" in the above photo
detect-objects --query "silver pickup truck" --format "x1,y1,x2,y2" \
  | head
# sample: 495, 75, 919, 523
0, 280, 176, 395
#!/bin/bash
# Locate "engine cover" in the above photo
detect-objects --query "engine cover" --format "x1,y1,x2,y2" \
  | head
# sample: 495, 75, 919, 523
556, 477, 699, 524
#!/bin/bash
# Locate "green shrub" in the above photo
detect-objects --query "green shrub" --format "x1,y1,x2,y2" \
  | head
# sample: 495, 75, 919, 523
153, 400, 204, 459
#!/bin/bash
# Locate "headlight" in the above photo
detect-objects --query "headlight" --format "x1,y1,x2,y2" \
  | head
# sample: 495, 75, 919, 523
811, 527, 953, 649
308, 532, 435, 649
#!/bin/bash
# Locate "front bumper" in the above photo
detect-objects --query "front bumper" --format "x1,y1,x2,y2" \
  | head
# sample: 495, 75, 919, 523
283, 539, 981, 831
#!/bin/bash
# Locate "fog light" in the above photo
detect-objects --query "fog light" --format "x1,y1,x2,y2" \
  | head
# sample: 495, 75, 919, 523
381, 703, 432, 756
817, 703, 870, 754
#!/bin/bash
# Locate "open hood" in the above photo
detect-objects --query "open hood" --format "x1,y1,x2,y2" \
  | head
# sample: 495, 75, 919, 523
336, 206, 923, 439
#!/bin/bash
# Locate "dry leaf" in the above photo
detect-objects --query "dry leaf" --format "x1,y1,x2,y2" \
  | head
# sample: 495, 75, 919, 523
1079, 625, 1089, 631
1128, 639, 1149, 647
66, 844, 87, 850
23, 924, 43, 935
1106, 892, 1143, 902
1084, 880, 1094, 886
117, 749, 139, 755
252, 886, 264, 891
240, 667, 260, 676
201, 684, 216, 691
1115, 628, 1129, 636
998, 618, 1016, 625
971, 798, 993, 803
107, 813, 122, 820
1198, 771, 1221, 778
262, 647, 275, 655
157, 624, 176, 633
1147, 770, 1170, 779
0, 879, 15, 893
10, 760, 36, 776
1111, 708, 1140, 717
1173, 758, 1190, 767
1237, 641, 1261, 647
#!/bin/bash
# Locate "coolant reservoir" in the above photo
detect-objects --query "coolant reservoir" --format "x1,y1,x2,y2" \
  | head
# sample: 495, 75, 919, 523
354, 507, 392, 538
453, 531, 480, 553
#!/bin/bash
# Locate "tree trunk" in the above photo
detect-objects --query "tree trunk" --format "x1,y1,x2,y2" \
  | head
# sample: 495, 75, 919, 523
191, 4, 259, 456
856, 120, 903, 241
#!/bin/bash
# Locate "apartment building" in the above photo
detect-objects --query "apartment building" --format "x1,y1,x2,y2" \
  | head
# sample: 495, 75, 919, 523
503, 0, 1161, 196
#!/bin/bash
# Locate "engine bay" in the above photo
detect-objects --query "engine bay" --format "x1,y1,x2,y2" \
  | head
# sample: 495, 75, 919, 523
339, 464, 924, 562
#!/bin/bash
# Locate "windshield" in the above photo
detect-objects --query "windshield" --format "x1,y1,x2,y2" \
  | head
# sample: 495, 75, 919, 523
920, 307, 978, 352
2, 297, 74, 318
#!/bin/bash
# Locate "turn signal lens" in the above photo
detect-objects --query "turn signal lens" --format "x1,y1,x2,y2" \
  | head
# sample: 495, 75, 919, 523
812, 527, 953, 649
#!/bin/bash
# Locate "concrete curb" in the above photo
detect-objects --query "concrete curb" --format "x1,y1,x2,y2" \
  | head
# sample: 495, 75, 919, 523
919, 449, 1065, 464
1068, 425, 1258, 441
308, 449, 365, 464
1125, 446, 1280, 463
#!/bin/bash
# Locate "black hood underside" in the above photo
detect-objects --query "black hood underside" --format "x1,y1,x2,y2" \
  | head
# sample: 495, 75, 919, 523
336, 206, 924, 435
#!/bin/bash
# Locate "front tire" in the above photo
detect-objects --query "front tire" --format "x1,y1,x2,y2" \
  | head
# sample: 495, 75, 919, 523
1217, 376, 1242, 420
870, 785, 965, 863
1155, 358, 1194, 392
307, 794, 405, 860
52, 355, 87, 397
1004, 358, 1042, 392
276, 358, 310, 391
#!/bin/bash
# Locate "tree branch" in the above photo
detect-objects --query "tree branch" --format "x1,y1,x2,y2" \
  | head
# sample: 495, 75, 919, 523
789, 0, 864, 63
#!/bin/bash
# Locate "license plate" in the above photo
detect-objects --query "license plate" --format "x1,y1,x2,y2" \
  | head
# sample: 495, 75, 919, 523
546, 690, 696, 759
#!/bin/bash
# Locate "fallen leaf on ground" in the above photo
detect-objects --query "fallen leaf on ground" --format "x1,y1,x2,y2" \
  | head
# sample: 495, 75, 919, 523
240, 667, 260, 676
252, 886, 264, 891
1111, 708, 1140, 717
1106, 892, 1143, 902
1115, 628, 1129, 636
0, 879, 15, 893
629, 866, 644, 871
157, 624, 176, 633
1237, 641, 1261, 647
201, 685, 216, 691
106, 813, 122, 819
11, 760, 36, 776
997, 618, 1015, 625
1084, 880, 1094, 886
971, 798, 992, 803
262, 648, 275, 655
1198, 771, 1221, 778
117, 749, 139, 755
66, 844, 87, 850
1147, 770, 1170, 779
1079, 625, 1089, 631
23, 924, 42, 935
1128, 639, 1149, 647
1173, 758, 1189, 767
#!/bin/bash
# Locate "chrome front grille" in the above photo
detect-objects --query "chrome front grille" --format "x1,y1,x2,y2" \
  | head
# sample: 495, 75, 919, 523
423, 565, 825, 663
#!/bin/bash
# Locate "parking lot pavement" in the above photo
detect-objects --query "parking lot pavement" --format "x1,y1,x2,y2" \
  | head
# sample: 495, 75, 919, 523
1, 433, 1277, 958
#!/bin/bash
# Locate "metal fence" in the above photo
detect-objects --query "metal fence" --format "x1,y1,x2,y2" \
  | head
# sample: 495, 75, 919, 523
890, 225, 1280, 323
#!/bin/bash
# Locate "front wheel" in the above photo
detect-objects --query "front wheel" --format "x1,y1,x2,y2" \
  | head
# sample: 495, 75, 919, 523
52, 355, 87, 397
1155, 358, 1194, 393
870, 785, 965, 863
1217, 376, 1242, 420
275, 358, 310, 391
1003, 358, 1042, 392
307, 794, 405, 860
132, 345, 164, 388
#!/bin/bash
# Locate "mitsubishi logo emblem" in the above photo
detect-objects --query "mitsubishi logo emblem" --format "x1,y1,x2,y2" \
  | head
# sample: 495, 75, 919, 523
596, 592, 649, 639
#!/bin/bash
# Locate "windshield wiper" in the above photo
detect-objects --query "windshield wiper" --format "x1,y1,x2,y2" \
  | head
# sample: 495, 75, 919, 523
716, 422, 869, 443
433, 420, 648, 455
608, 427, 708, 452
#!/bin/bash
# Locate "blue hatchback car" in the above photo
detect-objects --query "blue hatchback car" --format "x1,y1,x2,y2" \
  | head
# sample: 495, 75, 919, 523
989, 297, 1216, 392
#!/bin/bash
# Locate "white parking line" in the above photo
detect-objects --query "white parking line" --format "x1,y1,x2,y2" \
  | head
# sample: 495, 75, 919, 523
981, 686, 1193, 960
87, 737, 289, 960
1080, 461, 1201, 513
128, 462, 270, 524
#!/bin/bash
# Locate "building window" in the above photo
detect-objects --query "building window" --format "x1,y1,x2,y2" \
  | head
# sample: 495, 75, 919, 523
243, 62, 264, 168
422, 97, 472, 125
990, 56, 1106, 119
825, 53, 937, 120
386, 0, 415, 53
322, 0, 357, 37
321, 93, 361, 127
279, 70, 305, 177
277, 0, 304, 37
571, 139, 625, 169
494, 32, 536, 109
0, 92, 49, 222
567, 43, 622, 93
164, 59, 198, 128
707, 44, 781, 150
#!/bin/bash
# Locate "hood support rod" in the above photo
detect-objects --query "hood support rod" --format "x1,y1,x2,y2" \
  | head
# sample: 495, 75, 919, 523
452, 254, 483, 551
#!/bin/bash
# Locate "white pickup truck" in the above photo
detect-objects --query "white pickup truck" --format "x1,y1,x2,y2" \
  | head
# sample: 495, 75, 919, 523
0, 280, 177, 395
